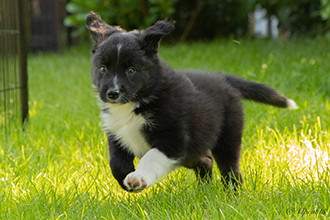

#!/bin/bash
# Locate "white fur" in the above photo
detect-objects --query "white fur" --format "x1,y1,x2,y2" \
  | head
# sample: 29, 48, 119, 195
124, 148, 178, 192
113, 75, 119, 90
101, 102, 151, 158
287, 99, 299, 109
116, 43, 122, 65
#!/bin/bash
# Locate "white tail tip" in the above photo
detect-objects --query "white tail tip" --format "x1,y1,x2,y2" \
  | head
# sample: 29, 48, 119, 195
287, 99, 299, 109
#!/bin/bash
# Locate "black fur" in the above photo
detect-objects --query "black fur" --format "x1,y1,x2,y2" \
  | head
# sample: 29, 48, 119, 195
86, 12, 296, 191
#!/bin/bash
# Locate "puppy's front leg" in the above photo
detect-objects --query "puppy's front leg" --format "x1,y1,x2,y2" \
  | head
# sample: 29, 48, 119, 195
108, 137, 135, 191
124, 148, 178, 192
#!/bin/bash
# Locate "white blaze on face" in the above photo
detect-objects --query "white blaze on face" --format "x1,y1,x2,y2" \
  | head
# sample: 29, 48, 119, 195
116, 43, 122, 66
113, 75, 119, 90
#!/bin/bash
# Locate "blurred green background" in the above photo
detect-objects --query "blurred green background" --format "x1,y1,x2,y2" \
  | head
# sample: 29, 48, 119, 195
28, 0, 330, 51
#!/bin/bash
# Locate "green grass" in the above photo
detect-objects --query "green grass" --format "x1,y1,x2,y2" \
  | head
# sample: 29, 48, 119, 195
1, 38, 330, 219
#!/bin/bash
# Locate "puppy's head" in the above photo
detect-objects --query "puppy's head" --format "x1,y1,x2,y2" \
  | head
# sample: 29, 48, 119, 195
86, 12, 174, 105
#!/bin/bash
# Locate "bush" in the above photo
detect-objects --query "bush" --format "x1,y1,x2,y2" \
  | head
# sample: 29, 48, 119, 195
64, 0, 330, 43
64, 0, 254, 43
256, 0, 329, 37
64, 0, 177, 42
171, 0, 254, 42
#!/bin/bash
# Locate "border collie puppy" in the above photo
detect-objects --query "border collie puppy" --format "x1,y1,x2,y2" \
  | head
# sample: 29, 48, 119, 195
86, 12, 298, 192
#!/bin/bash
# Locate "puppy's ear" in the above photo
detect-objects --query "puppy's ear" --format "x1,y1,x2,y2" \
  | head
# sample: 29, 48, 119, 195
86, 11, 124, 46
139, 20, 175, 55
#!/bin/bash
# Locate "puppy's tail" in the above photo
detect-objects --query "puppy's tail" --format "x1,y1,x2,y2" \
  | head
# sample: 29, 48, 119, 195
225, 75, 298, 109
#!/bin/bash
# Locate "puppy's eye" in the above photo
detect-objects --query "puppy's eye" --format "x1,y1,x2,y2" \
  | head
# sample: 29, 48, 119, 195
126, 67, 136, 75
99, 66, 107, 73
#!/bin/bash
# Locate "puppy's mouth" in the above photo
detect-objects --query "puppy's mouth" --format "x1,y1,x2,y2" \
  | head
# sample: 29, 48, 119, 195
105, 99, 121, 104
103, 96, 126, 105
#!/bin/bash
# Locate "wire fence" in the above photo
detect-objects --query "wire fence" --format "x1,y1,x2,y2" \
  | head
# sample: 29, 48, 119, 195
0, 0, 29, 137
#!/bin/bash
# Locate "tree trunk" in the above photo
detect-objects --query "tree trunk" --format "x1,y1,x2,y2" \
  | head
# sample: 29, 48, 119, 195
179, 0, 204, 43
267, 15, 272, 38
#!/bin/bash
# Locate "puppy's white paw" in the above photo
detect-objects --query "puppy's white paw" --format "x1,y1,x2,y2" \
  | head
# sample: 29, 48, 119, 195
123, 172, 150, 193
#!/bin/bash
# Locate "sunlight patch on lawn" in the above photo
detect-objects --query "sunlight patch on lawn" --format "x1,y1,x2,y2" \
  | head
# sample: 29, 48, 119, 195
285, 133, 330, 181
250, 116, 329, 186
286, 133, 329, 181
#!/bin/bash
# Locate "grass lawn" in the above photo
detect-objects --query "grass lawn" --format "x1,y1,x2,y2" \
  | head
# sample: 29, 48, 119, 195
1, 38, 329, 219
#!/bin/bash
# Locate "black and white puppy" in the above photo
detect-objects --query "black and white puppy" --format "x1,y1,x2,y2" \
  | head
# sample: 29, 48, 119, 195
86, 12, 298, 193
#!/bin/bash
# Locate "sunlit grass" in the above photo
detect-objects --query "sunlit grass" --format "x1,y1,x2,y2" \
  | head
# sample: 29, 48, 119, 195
242, 116, 329, 186
1, 38, 329, 219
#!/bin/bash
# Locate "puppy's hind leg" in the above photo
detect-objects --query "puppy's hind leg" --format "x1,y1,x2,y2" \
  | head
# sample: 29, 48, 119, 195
212, 103, 244, 190
212, 137, 243, 190
192, 151, 213, 183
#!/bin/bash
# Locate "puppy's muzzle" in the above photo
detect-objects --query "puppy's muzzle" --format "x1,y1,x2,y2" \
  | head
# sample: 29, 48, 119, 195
107, 89, 120, 100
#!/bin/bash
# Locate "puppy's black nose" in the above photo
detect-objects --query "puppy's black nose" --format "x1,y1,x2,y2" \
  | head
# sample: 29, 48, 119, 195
107, 89, 120, 100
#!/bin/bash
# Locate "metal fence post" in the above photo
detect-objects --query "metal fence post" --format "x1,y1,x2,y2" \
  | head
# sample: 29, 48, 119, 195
18, 0, 29, 124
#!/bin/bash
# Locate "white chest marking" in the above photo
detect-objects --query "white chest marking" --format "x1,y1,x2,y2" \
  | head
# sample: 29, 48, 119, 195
101, 102, 151, 158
